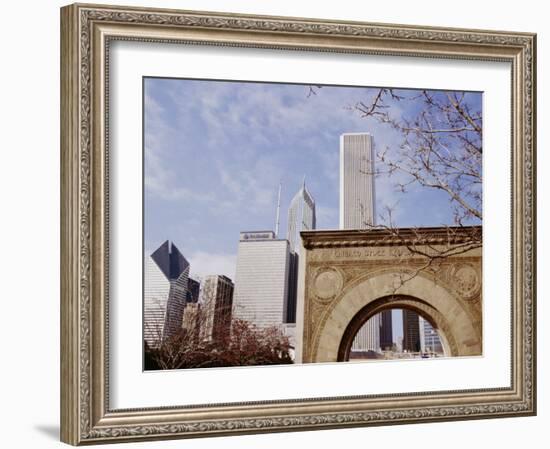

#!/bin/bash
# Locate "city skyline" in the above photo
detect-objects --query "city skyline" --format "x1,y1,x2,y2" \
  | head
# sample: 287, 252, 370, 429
144, 78, 482, 282
143, 236, 444, 356
143, 78, 481, 362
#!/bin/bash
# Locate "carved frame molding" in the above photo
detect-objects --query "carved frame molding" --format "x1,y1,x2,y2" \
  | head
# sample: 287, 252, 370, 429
60, 3, 536, 445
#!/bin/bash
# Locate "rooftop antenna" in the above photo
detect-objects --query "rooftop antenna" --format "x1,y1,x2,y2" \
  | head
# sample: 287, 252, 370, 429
275, 181, 282, 237
302, 174, 306, 189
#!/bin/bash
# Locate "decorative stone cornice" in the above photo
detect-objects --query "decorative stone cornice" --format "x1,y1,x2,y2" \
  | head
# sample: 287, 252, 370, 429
301, 225, 482, 249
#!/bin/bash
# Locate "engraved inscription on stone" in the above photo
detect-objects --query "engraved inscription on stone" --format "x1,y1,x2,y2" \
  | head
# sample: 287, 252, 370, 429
309, 246, 415, 262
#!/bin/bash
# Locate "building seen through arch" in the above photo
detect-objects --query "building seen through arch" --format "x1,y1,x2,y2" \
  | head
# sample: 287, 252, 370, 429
349, 308, 445, 361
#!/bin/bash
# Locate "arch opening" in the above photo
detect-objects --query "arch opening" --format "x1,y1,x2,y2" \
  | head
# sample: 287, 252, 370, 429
337, 295, 453, 362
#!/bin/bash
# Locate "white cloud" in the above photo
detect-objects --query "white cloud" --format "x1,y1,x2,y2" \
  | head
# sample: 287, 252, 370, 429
214, 158, 280, 217
188, 251, 237, 280
171, 82, 370, 154
144, 146, 215, 202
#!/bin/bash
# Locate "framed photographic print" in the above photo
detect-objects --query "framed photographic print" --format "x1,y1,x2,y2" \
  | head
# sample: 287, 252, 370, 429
60, 3, 537, 445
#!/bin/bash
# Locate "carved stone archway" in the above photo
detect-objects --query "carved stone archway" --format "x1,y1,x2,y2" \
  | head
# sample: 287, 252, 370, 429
336, 294, 456, 361
296, 227, 482, 364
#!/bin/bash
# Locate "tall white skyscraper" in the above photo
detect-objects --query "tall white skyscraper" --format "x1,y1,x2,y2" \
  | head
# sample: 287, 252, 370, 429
232, 231, 290, 328
287, 179, 316, 255
286, 180, 316, 323
351, 314, 382, 353
340, 133, 379, 352
339, 132, 376, 230
144, 241, 189, 347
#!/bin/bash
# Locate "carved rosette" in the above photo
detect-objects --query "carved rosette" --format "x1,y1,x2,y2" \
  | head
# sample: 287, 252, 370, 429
312, 267, 344, 302
450, 263, 481, 301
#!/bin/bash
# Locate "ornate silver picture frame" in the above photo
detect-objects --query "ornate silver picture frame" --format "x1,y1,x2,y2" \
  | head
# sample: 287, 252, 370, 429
60, 3, 536, 445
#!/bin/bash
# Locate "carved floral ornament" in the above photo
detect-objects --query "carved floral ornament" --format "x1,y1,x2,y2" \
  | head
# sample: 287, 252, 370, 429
450, 263, 482, 300
309, 256, 481, 302
313, 268, 344, 301
60, 3, 535, 445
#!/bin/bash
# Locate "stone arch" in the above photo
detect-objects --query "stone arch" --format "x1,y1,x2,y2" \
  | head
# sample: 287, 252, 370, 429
336, 295, 456, 361
311, 271, 481, 363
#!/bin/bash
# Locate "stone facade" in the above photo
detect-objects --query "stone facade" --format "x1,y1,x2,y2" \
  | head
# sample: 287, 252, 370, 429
295, 226, 482, 363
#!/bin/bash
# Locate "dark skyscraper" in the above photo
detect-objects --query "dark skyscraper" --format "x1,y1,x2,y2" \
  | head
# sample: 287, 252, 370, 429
200, 275, 234, 341
402, 309, 421, 352
186, 277, 200, 303
144, 240, 189, 346
379, 310, 393, 350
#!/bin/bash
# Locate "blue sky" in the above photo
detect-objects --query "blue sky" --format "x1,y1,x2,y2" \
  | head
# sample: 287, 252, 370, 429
144, 78, 481, 276
144, 77, 481, 342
